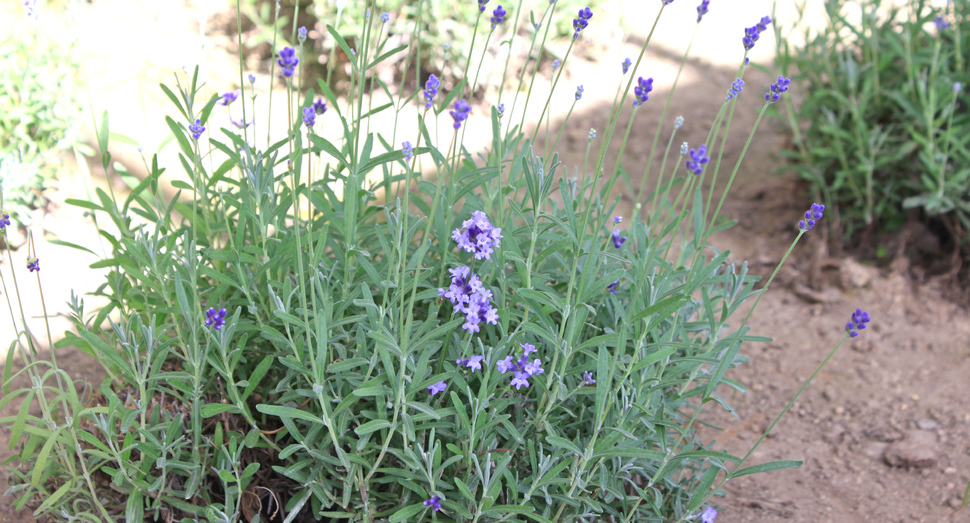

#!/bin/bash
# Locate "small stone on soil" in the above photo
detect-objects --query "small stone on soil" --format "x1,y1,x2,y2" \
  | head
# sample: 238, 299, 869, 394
916, 419, 939, 431
882, 430, 940, 469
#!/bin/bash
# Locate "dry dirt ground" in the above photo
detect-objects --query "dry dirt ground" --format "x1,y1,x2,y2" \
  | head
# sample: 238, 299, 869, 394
1, 1, 968, 522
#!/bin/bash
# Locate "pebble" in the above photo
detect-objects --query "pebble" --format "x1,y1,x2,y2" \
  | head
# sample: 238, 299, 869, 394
882, 430, 940, 469
916, 419, 939, 431
824, 425, 845, 444
839, 258, 879, 289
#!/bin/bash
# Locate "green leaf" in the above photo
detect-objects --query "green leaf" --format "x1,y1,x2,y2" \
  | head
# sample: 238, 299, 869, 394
388, 503, 425, 523
593, 447, 665, 460
354, 419, 391, 436
255, 404, 325, 425
546, 435, 582, 455
201, 403, 241, 418
126, 490, 145, 523
731, 460, 803, 479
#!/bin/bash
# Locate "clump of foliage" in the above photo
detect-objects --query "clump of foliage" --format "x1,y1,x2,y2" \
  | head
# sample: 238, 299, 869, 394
1, 1, 873, 522
776, 0, 970, 269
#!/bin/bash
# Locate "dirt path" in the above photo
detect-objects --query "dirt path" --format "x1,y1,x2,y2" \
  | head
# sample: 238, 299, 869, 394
1, 1, 968, 522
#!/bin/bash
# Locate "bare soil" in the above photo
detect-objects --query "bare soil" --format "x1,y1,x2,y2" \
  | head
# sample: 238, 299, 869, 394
1, 1, 969, 522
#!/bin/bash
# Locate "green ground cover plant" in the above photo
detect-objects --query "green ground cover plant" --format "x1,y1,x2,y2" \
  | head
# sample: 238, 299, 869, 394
1, 0, 873, 521
776, 0, 970, 268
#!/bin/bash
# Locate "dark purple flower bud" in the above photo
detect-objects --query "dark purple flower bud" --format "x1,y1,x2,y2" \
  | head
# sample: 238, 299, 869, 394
611, 229, 626, 249
935, 16, 949, 31
0, 212, 10, 231
607, 280, 619, 295
450, 99, 471, 130
742, 16, 771, 51
423, 74, 440, 109
765, 76, 791, 103
696, 0, 710, 22
313, 97, 328, 115
478, 0, 489, 12
302, 107, 316, 128
686, 144, 709, 175
424, 496, 442, 511
277, 47, 299, 77
798, 203, 824, 231
218, 90, 239, 106
26, 256, 39, 272
572, 7, 593, 38
614, 216, 622, 224
205, 307, 227, 330
402, 141, 414, 161
726, 78, 744, 100
575, 85, 584, 100
845, 308, 871, 338
490, 5, 507, 28
297, 26, 307, 43
633, 76, 653, 107
188, 119, 206, 140
622, 57, 632, 74
428, 381, 447, 396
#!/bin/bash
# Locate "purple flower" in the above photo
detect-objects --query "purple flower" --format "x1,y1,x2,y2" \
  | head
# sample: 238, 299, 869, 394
496, 103, 505, 118
572, 7, 593, 39
490, 5, 507, 28
450, 100, 471, 129
523, 359, 544, 376
21, 0, 38, 20
188, 119, 206, 140
219, 90, 239, 106
302, 107, 316, 128
428, 381, 447, 396
607, 280, 619, 295
614, 216, 622, 224
845, 308, 871, 338
742, 16, 771, 51
581, 371, 596, 385
955, 82, 963, 93
0, 212, 10, 231
686, 144, 710, 175
622, 57, 632, 75
935, 16, 949, 31
277, 47, 299, 77
456, 355, 485, 372
696, 0, 710, 22
726, 78, 744, 100
424, 496, 442, 511
452, 211, 502, 260
765, 76, 791, 103
230, 116, 252, 129
633, 76, 654, 108
423, 74, 440, 109
496, 356, 515, 374
381, 12, 390, 23
438, 266, 499, 334
798, 203, 825, 231
511, 372, 531, 390
478, 0, 489, 12
205, 307, 227, 330
521, 343, 537, 356
248, 74, 256, 84
297, 26, 307, 43
611, 229, 626, 249
701, 506, 718, 523
552, 59, 561, 73
575, 85, 585, 101
26, 256, 39, 273
497, 343, 546, 390
313, 98, 328, 115
402, 141, 414, 161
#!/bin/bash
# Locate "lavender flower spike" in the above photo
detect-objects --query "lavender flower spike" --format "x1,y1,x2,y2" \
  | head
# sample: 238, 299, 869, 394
742, 16, 771, 51
726, 78, 744, 100
575, 85, 585, 101
452, 210, 502, 260
611, 229, 626, 249
402, 141, 414, 162
26, 256, 39, 273
277, 46, 299, 77
0, 212, 10, 231
686, 144, 710, 175
381, 12, 389, 23
696, 0, 710, 22
438, 265, 499, 333
218, 90, 239, 106
302, 107, 316, 128
478, 0, 489, 12
633, 76, 654, 107
572, 7, 593, 39
490, 5, 507, 28
313, 98, 328, 115
423, 74, 440, 109
205, 307, 227, 330
765, 76, 791, 103
188, 119, 206, 140
622, 57, 632, 74
297, 26, 307, 43
450, 99, 471, 129
798, 203, 825, 231
845, 308, 871, 338
581, 371, 596, 385
424, 496, 442, 511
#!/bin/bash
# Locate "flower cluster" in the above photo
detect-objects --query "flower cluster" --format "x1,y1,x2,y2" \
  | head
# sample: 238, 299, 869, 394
798, 203, 825, 231
402, 141, 414, 161
26, 256, 39, 273
588, 128, 596, 141
726, 78, 744, 100
742, 16, 771, 51
313, 98, 327, 115
455, 355, 485, 372
205, 307, 227, 330
765, 76, 791, 103
297, 26, 307, 43
581, 371, 596, 386
451, 100, 471, 129
575, 85, 585, 101
552, 59, 561, 73
686, 144, 710, 175
696, 0, 710, 22
0, 212, 10, 232
453, 211, 502, 260
674, 115, 684, 129
622, 57, 632, 75
423, 74, 440, 109
428, 381, 447, 396
496, 343, 545, 390
845, 308, 871, 338
424, 496, 442, 511
277, 46, 299, 77
611, 228, 626, 249
496, 103, 505, 118
302, 107, 316, 128
478, 0, 489, 12
490, 5, 507, 28
188, 119, 206, 140
218, 90, 239, 106
439, 266, 499, 333
381, 12, 389, 23
633, 76, 654, 107
572, 7, 593, 39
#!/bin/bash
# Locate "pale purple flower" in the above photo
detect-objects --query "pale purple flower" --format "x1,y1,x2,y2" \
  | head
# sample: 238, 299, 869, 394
726, 78, 744, 100
622, 57, 632, 74
510, 372, 531, 390
697, 0, 710, 22
402, 141, 414, 162
478, 0, 489, 12
457, 355, 485, 372
798, 203, 825, 231
611, 229, 626, 249
701, 506, 718, 523
451, 99, 471, 129
0, 212, 10, 231
552, 59, 561, 73
21, 0, 38, 20
607, 280, 619, 295
423, 74, 440, 109
424, 496, 442, 511
248, 74, 256, 84
496, 103, 505, 118
438, 265, 499, 334
935, 16, 949, 31
523, 359, 544, 376
686, 144, 709, 175
614, 216, 622, 224
496, 356, 515, 374
575, 85, 585, 101
452, 211, 502, 260
188, 119, 206, 140
521, 343, 537, 356
428, 381, 447, 396
313, 98, 328, 115
277, 47, 299, 77
297, 26, 307, 43
302, 107, 316, 128
219, 90, 239, 106
381, 12, 390, 24
581, 371, 596, 385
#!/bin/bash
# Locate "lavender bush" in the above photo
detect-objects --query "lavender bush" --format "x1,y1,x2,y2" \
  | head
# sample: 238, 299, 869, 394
1, 1, 873, 522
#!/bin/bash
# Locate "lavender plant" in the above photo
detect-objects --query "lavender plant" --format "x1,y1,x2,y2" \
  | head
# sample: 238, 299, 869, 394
2, 1, 874, 522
